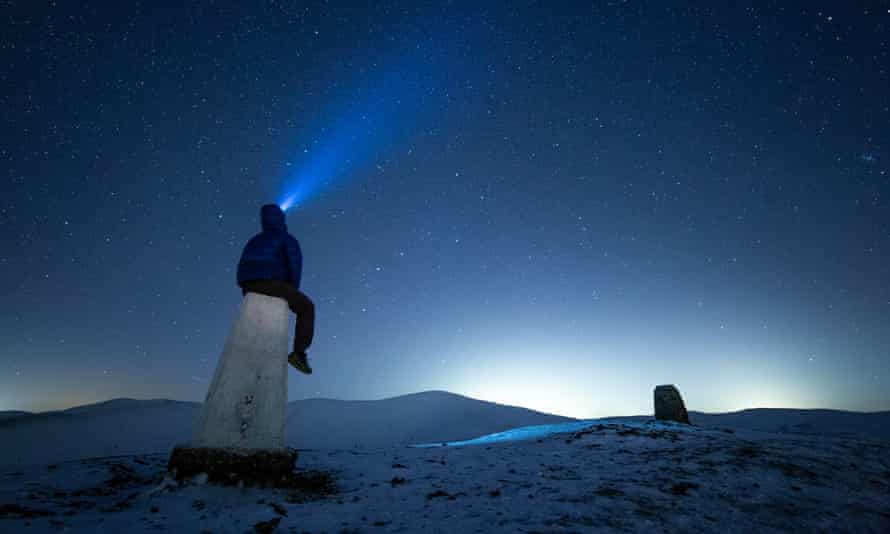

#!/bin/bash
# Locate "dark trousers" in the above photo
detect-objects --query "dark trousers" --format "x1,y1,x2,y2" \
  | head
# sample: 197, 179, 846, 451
241, 280, 315, 353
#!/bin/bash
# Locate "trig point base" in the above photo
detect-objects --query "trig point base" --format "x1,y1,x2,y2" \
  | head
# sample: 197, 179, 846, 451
168, 292, 297, 485
168, 445, 297, 486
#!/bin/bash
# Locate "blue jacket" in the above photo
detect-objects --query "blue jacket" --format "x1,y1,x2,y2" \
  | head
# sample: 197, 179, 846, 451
237, 204, 302, 289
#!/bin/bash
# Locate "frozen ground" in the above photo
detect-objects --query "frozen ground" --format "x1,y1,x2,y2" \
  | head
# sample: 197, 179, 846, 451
2, 419, 889, 533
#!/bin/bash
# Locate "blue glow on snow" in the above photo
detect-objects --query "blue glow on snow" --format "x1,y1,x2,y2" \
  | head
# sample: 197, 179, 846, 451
411, 420, 600, 448
410, 419, 696, 448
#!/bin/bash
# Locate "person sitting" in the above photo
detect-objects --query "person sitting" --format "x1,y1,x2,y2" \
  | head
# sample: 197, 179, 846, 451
236, 204, 315, 374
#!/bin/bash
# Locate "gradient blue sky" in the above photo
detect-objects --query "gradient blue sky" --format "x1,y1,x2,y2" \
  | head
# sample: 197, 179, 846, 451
1, 2, 888, 417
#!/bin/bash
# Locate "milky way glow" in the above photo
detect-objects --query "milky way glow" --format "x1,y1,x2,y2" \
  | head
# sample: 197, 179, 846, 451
278, 62, 440, 212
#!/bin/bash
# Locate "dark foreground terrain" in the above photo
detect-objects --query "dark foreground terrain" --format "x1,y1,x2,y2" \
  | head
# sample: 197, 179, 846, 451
2, 420, 888, 533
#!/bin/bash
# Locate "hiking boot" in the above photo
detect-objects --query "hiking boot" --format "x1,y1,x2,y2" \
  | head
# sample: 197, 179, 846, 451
288, 351, 312, 374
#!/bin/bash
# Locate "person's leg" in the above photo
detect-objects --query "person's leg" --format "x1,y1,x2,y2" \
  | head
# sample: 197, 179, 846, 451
274, 285, 315, 375
241, 280, 315, 365
288, 290, 315, 353
275, 285, 314, 374
260, 281, 313, 352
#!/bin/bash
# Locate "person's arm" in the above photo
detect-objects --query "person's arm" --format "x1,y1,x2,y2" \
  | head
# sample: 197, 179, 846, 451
284, 235, 303, 289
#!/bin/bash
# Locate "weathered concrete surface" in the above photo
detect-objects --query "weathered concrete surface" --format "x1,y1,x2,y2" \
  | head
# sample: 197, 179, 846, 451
192, 292, 291, 450
654, 384, 690, 424
167, 445, 298, 486
169, 292, 296, 486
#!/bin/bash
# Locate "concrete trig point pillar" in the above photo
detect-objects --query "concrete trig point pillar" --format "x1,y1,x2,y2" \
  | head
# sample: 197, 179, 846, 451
168, 292, 298, 485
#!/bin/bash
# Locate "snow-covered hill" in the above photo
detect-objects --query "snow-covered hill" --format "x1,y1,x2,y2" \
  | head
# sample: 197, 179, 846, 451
603, 408, 890, 441
691, 408, 890, 440
0, 411, 31, 421
3, 392, 888, 472
285, 390, 573, 450
0, 391, 571, 469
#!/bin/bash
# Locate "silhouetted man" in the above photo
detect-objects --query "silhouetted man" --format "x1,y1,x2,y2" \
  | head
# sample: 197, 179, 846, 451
237, 204, 315, 374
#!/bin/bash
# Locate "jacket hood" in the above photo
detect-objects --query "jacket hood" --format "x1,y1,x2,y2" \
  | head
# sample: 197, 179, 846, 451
260, 204, 287, 232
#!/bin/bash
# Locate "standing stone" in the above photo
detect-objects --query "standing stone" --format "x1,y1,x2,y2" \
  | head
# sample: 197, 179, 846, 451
654, 384, 690, 424
168, 292, 297, 484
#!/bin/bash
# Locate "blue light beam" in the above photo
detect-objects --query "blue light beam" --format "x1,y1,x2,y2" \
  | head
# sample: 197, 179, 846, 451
278, 61, 440, 212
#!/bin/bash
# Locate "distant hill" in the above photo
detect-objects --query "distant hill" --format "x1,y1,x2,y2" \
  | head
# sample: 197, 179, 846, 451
0, 410, 31, 421
0, 391, 571, 469
2, 393, 886, 470
602, 408, 890, 441
286, 390, 572, 449
689, 408, 890, 441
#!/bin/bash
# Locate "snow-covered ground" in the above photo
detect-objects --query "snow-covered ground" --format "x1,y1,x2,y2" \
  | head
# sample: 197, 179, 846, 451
1, 392, 888, 532
615, 408, 890, 442
2, 422, 889, 532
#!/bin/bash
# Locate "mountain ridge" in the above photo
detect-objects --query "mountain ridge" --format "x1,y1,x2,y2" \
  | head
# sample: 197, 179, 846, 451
9, 394, 888, 418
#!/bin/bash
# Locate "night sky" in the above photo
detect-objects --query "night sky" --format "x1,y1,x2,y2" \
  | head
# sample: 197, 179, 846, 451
2, 2, 888, 417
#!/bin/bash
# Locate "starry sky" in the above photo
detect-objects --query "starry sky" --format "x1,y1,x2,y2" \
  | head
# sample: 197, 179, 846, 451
2, 2, 888, 417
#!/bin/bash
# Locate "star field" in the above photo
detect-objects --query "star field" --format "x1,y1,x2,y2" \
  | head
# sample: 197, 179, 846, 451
1, 2, 888, 416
